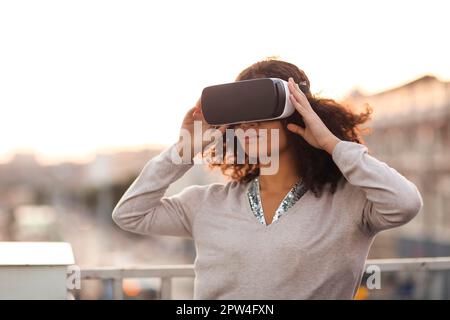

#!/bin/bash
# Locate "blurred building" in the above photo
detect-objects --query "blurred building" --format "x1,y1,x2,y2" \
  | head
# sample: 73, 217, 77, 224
344, 75, 450, 259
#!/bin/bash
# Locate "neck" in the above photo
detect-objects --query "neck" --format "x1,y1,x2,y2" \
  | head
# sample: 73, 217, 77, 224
258, 145, 301, 193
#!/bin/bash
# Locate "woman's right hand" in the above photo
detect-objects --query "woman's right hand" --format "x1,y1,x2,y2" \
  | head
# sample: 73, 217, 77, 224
177, 97, 227, 160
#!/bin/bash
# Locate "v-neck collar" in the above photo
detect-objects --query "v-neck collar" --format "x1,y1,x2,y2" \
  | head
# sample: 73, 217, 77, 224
246, 176, 308, 227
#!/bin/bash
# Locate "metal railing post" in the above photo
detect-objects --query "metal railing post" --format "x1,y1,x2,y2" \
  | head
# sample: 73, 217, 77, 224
160, 277, 172, 300
112, 278, 124, 300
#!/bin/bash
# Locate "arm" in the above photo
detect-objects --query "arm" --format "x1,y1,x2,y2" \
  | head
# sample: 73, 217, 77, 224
113, 95, 227, 238
284, 78, 422, 235
112, 142, 200, 239
331, 140, 423, 235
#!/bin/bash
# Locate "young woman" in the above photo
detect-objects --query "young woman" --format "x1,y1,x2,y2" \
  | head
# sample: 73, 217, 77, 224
112, 58, 423, 299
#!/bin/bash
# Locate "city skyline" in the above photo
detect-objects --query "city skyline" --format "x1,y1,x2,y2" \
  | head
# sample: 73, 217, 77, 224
1, 72, 447, 165
1, 0, 449, 164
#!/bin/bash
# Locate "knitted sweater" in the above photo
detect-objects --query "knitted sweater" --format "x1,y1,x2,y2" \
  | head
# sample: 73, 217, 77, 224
112, 140, 423, 299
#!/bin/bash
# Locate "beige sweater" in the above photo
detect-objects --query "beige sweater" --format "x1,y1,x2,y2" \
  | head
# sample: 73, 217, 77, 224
112, 140, 423, 299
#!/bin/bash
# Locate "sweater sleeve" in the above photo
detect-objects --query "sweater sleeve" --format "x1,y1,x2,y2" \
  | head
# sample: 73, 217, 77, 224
112, 142, 201, 239
331, 140, 423, 235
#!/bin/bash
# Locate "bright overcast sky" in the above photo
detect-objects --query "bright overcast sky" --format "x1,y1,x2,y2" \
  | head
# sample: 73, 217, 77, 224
0, 0, 449, 164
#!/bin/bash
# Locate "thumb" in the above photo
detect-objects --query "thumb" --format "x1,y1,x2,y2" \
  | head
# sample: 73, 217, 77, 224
287, 123, 305, 137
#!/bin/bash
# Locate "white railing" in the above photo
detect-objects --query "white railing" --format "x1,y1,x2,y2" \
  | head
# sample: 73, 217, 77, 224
81, 264, 194, 300
80, 257, 450, 300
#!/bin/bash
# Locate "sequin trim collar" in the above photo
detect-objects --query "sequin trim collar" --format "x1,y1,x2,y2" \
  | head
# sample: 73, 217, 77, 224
247, 176, 307, 226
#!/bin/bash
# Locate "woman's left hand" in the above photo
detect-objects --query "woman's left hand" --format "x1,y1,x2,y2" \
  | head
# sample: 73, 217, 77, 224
286, 77, 341, 155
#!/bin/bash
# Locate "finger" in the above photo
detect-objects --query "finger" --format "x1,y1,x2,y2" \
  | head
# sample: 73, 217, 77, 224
289, 94, 307, 116
288, 78, 302, 94
288, 79, 310, 109
193, 110, 206, 122
295, 82, 303, 95
296, 85, 314, 112
184, 106, 196, 119
291, 79, 307, 94
294, 81, 308, 93
192, 107, 200, 117
287, 123, 305, 137
194, 97, 202, 112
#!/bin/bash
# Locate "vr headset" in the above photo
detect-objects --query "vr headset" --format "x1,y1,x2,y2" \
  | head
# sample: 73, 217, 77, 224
201, 77, 309, 126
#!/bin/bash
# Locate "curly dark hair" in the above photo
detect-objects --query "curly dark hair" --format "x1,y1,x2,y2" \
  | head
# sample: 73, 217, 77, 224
204, 57, 373, 198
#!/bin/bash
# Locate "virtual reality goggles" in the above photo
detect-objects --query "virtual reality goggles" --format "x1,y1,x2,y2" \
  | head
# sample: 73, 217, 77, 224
201, 77, 309, 126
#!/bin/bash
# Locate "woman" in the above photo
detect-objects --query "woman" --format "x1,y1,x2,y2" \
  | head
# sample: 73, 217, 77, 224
112, 58, 423, 299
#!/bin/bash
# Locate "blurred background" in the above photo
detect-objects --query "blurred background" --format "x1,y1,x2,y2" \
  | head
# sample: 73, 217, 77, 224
0, 0, 449, 299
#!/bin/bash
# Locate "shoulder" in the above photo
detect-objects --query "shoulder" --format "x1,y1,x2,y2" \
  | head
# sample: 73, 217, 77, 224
178, 179, 244, 201
173, 180, 245, 218
311, 178, 367, 222
329, 177, 366, 205
323, 178, 370, 232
